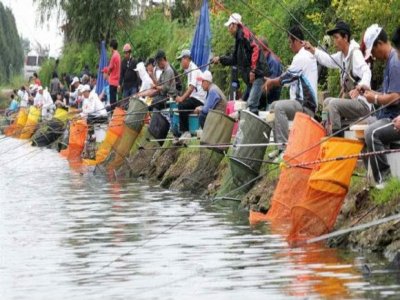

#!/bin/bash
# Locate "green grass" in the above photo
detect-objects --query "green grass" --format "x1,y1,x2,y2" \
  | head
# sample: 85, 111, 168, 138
372, 177, 400, 205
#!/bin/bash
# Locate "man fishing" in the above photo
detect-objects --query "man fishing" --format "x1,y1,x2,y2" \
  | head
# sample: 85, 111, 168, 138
212, 13, 268, 115
303, 21, 372, 135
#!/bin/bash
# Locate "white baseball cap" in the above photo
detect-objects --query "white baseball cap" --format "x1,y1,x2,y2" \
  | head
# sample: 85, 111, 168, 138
363, 24, 383, 59
200, 70, 213, 83
81, 84, 91, 93
37, 86, 43, 91
71, 76, 80, 85
177, 49, 191, 60
224, 13, 242, 27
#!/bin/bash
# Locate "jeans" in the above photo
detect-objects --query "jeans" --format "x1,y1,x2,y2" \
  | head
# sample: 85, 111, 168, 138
364, 118, 400, 184
109, 85, 118, 109
243, 77, 264, 114
123, 86, 137, 99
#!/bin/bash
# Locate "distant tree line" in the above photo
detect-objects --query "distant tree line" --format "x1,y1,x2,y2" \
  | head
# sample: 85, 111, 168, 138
0, 2, 24, 84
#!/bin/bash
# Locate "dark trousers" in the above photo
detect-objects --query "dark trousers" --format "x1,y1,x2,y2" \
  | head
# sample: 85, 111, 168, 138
178, 97, 203, 132
109, 85, 118, 109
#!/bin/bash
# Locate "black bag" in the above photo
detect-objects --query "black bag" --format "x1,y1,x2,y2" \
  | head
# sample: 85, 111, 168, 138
148, 111, 170, 146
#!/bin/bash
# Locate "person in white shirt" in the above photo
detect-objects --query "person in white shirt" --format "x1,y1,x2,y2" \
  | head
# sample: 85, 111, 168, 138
80, 85, 108, 123
135, 61, 155, 97
304, 20, 372, 135
17, 86, 29, 108
34, 86, 54, 120
175, 49, 206, 140
264, 25, 318, 158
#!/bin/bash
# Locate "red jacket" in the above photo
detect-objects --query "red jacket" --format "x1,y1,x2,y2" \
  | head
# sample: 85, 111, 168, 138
108, 50, 121, 86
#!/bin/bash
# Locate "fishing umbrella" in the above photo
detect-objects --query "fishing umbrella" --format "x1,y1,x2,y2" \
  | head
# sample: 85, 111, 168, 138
96, 40, 108, 95
190, 0, 211, 71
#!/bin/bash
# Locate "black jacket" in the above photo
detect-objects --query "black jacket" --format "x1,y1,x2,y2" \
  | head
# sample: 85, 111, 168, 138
220, 25, 268, 85
119, 57, 139, 90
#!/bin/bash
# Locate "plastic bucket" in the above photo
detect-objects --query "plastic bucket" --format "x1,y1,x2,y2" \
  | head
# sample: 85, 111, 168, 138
189, 114, 200, 135
226, 101, 239, 137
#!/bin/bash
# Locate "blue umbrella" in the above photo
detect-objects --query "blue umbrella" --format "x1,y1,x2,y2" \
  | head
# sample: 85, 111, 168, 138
190, 0, 211, 72
96, 40, 108, 95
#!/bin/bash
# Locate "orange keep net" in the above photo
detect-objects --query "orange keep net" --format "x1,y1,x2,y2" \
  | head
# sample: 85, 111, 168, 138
4, 108, 28, 137
83, 107, 126, 166
102, 125, 139, 170
60, 119, 88, 162
264, 113, 326, 223
19, 106, 41, 139
288, 138, 363, 244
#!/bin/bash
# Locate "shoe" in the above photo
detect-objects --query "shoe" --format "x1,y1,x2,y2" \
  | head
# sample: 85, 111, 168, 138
268, 149, 282, 160
375, 182, 387, 190
179, 131, 192, 142
172, 136, 181, 145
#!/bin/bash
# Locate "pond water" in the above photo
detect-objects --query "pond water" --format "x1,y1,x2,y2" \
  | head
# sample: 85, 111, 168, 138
1, 137, 400, 299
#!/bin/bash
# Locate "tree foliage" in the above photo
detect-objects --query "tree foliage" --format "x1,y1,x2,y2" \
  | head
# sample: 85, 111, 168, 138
0, 2, 24, 84
34, 0, 134, 43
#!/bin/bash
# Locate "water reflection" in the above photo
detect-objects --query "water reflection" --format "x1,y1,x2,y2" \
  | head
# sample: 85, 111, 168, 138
1, 136, 400, 299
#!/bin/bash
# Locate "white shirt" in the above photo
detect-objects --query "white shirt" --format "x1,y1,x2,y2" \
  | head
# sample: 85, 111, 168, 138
19, 90, 29, 107
136, 62, 153, 92
314, 40, 372, 108
288, 47, 318, 101
34, 90, 54, 118
81, 92, 108, 117
186, 61, 206, 103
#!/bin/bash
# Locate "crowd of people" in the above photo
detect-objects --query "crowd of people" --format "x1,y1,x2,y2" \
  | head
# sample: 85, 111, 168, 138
5, 13, 400, 189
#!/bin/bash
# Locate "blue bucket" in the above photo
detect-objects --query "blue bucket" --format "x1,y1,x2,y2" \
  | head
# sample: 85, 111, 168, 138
189, 114, 200, 135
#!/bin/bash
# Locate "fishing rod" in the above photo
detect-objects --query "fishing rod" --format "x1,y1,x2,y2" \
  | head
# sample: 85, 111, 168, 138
287, 147, 400, 169
138, 142, 288, 151
306, 212, 400, 244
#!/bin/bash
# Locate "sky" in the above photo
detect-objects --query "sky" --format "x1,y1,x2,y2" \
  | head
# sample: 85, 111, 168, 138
0, 0, 64, 57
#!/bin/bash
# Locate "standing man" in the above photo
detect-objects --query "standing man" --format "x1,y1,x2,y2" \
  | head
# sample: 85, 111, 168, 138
107, 39, 121, 109
259, 37, 283, 109
363, 25, 400, 188
212, 13, 268, 114
304, 21, 372, 135
119, 43, 139, 100
176, 49, 206, 140
264, 26, 318, 159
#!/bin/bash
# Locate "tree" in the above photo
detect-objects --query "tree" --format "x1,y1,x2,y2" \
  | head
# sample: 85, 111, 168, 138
34, 0, 135, 44
0, 3, 24, 83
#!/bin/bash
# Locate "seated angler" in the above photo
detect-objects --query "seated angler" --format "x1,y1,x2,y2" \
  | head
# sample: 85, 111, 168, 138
6, 93, 19, 116
34, 86, 55, 120
79, 85, 108, 124
176, 49, 206, 140
304, 21, 372, 135
194, 70, 227, 128
362, 25, 400, 189
263, 25, 318, 159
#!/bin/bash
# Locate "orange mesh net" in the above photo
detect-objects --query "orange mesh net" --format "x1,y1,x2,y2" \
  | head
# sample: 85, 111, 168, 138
19, 106, 41, 139
60, 119, 88, 162
288, 138, 363, 244
102, 125, 139, 170
83, 107, 126, 166
4, 108, 28, 137
265, 113, 325, 223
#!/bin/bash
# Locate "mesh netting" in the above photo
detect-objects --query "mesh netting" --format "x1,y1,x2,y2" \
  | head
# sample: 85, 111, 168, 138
5, 108, 28, 137
60, 119, 88, 162
265, 113, 326, 222
83, 107, 126, 166
200, 110, 235, 152
288, 138, 363, 244
19, 106, 41, 139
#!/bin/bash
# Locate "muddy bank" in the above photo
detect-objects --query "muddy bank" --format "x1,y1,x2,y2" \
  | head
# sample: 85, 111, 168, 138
119, 126, 400, 262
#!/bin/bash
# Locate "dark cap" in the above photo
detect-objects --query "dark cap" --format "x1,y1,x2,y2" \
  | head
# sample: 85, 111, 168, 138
154, 50, 166, 62
327, 21, 351, 36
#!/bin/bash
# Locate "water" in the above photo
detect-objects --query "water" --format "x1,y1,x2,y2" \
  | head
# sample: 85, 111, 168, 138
1, 137, 400, 299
